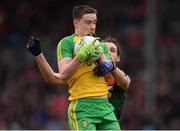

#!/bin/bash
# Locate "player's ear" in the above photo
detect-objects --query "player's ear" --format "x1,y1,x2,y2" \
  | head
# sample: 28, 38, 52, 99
117, 56, 120, 62
73, 19, 79, 28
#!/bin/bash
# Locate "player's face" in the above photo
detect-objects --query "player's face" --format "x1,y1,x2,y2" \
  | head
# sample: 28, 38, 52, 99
106, 42, 120, 63
74, 13, 97, 36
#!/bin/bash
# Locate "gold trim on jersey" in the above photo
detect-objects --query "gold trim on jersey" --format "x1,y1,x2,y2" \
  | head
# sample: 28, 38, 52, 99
70, 100, 79, 130
74, 100, 79, 130
57, 40, 63, 60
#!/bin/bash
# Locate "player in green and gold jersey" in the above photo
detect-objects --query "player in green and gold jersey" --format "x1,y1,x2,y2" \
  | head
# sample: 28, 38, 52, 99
56, 34, 110, 100
27, 5, 120, 130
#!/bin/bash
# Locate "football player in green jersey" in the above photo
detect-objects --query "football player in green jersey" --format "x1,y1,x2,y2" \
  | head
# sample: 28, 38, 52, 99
94, 36, 131, 122
27, 5, 120, 130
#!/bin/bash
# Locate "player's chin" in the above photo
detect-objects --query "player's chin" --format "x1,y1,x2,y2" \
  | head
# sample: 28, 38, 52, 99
86, 33, 93, 36
111, 59, 116, 63
88, 31, 95, 36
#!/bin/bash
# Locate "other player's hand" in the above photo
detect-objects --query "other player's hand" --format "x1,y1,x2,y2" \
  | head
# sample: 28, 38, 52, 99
94, 62, 116, 76
27, 36, 41, 56
77, 38, 103, 62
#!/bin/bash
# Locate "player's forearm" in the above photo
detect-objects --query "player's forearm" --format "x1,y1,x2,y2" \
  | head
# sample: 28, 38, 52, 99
58, 57, 81, 81
35, 53, 65, 84
111, 68, 131, 90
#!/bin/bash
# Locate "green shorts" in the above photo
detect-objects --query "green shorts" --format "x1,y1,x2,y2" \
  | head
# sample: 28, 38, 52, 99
68, 97, 120, 130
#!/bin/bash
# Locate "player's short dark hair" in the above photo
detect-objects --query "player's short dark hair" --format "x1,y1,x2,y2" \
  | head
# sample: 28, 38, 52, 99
73, 5, 97, 19
103, 36, 121, 56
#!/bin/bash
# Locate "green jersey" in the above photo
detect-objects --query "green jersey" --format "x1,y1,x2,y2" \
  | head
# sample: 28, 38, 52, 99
108, 80, 126, 121
57, 34, 110, 100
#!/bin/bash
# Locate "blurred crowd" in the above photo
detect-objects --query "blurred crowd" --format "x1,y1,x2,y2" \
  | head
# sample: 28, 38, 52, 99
0, 0, 180, 129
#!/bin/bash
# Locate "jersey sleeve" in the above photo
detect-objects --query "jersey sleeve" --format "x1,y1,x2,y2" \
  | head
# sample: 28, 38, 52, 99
102, 42, 111, 61
57, 38, 74, 60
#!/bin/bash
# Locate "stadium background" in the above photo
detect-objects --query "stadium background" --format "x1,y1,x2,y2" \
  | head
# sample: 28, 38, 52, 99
0, 0, 180, 129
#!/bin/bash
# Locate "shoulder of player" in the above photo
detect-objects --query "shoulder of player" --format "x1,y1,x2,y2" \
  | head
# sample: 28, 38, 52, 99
58, 34, 80, 44
57, 34, 76, 47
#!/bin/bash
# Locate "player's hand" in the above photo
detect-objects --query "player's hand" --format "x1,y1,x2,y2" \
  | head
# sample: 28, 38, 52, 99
77, 38, 103, 62
27, 36, 41, 56
94, 62, 116, 76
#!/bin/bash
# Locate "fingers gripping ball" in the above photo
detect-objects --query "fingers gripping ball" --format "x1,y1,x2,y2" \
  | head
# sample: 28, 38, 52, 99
75, 36, 103, 63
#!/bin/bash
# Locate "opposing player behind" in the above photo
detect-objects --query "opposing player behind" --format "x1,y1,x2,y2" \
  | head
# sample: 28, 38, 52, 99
94, 36, 131, 122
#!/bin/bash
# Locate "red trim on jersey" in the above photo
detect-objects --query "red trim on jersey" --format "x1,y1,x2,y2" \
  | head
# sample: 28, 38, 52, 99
107, 79, 116, 86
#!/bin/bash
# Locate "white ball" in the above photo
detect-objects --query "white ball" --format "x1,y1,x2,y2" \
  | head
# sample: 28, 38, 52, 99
74, 36, 102, 62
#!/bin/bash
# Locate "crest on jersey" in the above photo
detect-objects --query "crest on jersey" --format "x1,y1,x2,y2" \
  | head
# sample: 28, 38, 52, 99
73, 36, 81, 43
81, 120, 88, 128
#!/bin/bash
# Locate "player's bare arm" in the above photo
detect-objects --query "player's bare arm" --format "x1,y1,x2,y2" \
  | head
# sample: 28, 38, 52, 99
57, 57, 81, 81
27, 36, 85, 84
35, 53, 65, 84
94, 37, 131, 90
111, 68, 131, 90
27, 35, 102, 84
95, 61, 131, 90
27, 36, 67, 85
